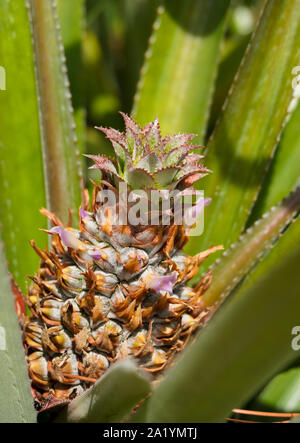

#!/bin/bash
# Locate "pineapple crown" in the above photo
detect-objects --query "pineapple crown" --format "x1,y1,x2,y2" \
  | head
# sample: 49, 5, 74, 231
85, 113, 210, 190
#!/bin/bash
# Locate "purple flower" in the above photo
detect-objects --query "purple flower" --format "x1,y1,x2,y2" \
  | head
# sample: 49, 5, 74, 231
147, 273, 177, 294
184, 197, 211, 227
89, 249, 103, 261
49, 226, 83, 250
80, 208, 89, 219
191, 197, 211, 219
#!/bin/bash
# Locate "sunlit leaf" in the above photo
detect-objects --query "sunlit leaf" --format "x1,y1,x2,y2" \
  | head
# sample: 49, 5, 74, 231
254, 367, 300, 413
120, 0, 158, 111
0, 0, 46, 290
132, 0, 230, 142
56, 0, 86, 154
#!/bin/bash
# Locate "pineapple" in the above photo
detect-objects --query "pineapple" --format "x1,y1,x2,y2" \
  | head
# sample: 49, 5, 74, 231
23, 113, 222, 407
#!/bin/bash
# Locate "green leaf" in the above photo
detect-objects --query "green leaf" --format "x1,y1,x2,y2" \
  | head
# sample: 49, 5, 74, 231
136, 152, 162, 173
249, 101, 300, 222
154, 167, 179, 187
126, 167, 155, 189
202, 186, 300, 309
0, 0, 46, 290
132, 0, 230, 142
0, 238, 36, 423
255, 367, 300, 413
185, 0, 300, 265
56, 0, 86, 154
57, 360, 151, 423
143, 213, 300, 422
136, 186, 300, 422
120, 0, 158, 111
208, 34, 250, 133
28, 0, 83, 224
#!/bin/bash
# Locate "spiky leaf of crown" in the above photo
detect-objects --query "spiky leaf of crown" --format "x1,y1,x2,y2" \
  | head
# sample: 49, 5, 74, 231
85, 113, 210, 190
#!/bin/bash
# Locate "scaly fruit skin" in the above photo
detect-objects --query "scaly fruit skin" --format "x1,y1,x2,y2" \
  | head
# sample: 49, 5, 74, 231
23, 114, 221, 408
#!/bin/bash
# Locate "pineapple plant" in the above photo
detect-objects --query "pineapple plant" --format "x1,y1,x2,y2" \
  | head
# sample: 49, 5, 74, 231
24, 114, 222, 407
0, 0, 300, 423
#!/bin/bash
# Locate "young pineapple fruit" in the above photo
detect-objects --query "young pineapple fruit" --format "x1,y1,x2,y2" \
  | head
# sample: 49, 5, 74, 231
24, 114, 221, 407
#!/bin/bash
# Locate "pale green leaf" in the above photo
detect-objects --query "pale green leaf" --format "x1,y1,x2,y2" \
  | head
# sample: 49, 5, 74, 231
126, 167, 155, 189
255, 367, 300, 413
132, 0, 230, 142
56, 0, 86, 154
136, 152, 162, 172
121, 0, 158, 111
0, 238, 36, 423
154, 167, 179, 187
